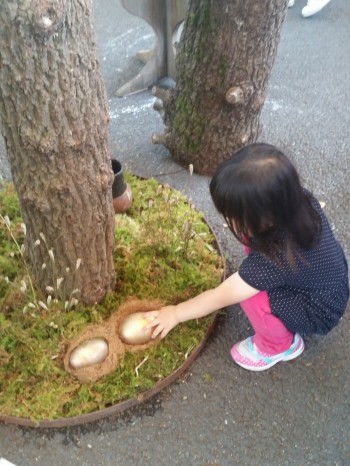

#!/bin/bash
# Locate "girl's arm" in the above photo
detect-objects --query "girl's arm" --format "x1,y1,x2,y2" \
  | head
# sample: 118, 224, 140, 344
145, 271, 259, 339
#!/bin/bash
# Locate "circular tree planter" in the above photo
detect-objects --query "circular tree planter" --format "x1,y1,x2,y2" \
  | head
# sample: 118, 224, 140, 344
0, 175, 225, 428
0, 299, 221, 428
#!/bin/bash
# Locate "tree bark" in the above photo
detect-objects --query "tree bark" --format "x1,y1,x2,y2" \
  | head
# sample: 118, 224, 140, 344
0, 0, 116, 305
153, 0, 288, 175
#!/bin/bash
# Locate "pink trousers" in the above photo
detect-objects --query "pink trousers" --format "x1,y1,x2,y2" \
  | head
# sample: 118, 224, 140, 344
239, 245, 294, 355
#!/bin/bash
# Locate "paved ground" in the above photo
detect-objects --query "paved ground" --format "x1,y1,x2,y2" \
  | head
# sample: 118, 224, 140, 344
1, 1, 349, 465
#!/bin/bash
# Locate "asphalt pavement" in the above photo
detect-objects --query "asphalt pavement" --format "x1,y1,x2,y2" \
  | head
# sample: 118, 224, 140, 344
0, 0, 349, 465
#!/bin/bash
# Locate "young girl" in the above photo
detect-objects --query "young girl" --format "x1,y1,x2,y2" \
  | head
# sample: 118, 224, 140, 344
145, 143, 349, 371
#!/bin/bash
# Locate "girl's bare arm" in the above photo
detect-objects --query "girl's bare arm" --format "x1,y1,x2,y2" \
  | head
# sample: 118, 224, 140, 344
145, 272, 259, 339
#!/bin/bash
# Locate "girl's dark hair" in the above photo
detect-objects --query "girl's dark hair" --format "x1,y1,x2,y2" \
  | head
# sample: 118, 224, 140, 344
209, 143, 322, 264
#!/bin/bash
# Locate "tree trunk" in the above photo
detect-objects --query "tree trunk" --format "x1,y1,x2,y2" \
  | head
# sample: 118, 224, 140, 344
152, 0, 288, 175
0, 0, 116, 305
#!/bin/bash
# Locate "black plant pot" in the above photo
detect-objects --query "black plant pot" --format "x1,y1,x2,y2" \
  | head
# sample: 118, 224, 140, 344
111, 159, 132, 213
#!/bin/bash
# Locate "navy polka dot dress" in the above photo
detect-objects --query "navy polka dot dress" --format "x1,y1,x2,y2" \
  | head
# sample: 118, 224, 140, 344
238, 198, 349, 335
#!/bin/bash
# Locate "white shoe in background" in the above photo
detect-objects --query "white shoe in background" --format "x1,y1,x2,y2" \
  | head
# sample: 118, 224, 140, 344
288, 0, 295, 7
0, 459, 18, 466
302, 0, 332, 17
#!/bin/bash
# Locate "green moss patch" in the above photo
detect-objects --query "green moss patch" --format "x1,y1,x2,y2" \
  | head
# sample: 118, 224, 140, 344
0, 174, 223, 422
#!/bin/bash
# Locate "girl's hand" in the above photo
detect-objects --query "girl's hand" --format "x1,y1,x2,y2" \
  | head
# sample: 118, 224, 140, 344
144, 306, 179, 339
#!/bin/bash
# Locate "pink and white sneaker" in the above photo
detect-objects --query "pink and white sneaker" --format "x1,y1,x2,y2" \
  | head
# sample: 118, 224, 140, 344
231, 334, 304, 371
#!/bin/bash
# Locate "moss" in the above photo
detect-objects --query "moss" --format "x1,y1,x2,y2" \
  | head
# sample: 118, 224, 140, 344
175, 95, 191, 119
0, 176, 223, 421
0, 183, 21, 220
173, 97, 208, 154
218, 56, 230, 79
187, 4, 214, 34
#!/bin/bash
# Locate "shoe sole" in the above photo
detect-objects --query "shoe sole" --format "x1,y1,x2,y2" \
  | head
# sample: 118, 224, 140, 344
302, 0, 332, 17
231, 338, 305, 372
